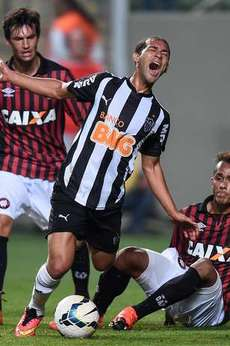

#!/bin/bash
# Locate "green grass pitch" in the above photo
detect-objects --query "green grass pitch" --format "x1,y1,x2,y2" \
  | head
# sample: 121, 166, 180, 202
1, 230, 230, 345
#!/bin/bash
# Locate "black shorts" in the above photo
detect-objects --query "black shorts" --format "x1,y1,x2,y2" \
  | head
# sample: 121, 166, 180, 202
47, 185, 121, 253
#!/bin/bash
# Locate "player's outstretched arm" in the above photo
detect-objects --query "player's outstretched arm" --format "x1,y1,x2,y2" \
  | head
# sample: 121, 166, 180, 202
141, 154, 199, 239
0, 58, 70, 99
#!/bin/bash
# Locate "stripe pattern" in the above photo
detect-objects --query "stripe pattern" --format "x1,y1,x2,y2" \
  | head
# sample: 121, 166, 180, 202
0, 55, 88, 181
59, 73, 170, 209
170, 196, 230, 316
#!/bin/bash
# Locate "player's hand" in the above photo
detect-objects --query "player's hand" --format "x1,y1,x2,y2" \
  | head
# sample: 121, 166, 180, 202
0, 59, 11, 82
172, 211, 199, 241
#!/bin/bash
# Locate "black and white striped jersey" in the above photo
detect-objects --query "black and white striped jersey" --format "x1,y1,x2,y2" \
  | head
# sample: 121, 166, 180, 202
57, 72, 170, 210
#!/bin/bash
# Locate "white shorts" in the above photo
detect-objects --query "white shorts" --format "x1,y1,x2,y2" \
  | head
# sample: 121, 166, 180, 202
0, 171, 54, 230
136, 247, 225, 327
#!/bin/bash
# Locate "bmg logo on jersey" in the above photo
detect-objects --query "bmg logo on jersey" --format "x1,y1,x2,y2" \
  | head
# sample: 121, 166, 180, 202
90, 121, 136, 157
1, 109, 56, 125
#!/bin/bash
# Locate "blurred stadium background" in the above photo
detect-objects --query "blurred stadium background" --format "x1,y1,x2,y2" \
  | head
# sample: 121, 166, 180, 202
0, 0, 229, 234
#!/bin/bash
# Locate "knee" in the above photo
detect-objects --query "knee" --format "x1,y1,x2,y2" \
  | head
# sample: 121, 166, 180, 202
93, 259, 114, 272
115, 246, 148, 275
191, 258, 216, 283
47, 255, 72, 279
116, 246, 140, 267
118, 246, 138, 257
92, 254, 115, 272
0, 214, 13, 237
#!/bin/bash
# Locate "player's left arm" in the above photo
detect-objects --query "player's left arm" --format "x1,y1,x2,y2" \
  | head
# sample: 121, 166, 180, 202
140, 109, 173, 216
141, 154, 177, 220
141, 155, 198, 239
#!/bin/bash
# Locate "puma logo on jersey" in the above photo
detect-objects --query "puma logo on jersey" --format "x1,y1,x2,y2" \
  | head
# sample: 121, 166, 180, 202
1, 109, 56, 125
73, 74, 97, 89
187, 240, 230, 262
58, 214, 70, 222
102, 95, 112, 106
90, 121, 136, 157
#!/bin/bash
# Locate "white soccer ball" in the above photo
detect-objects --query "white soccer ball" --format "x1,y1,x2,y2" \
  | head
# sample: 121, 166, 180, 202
54, 295, 99, 338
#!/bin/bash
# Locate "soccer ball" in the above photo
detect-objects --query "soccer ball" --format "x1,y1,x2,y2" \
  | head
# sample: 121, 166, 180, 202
54, 295, 99, 338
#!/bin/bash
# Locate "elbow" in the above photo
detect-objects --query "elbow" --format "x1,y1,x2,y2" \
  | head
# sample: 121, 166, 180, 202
55, 93, 63, 100
142, 162, 153, 174
51, 87, 64, 100
50, 81, 66, 100
142, 165, 153, 178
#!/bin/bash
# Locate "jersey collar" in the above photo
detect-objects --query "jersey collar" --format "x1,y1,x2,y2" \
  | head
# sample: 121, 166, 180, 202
199, 195, 230, 216
7, 52, 46, 76
126, 77, 154, 98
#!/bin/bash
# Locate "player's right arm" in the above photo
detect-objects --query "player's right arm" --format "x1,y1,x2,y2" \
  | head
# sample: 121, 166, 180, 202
0, 59, 70, 99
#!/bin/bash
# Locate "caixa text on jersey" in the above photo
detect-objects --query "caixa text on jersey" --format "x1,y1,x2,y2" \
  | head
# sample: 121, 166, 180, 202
1, 109, 56, 125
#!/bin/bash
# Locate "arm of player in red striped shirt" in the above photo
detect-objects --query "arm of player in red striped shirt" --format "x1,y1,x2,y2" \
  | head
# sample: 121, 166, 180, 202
0, 58, 71, 100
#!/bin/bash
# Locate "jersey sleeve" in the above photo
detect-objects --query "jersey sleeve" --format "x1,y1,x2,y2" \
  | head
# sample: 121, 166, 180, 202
139, 110, 170, 157
62, 69, 90, 127
67, 72, 112, 102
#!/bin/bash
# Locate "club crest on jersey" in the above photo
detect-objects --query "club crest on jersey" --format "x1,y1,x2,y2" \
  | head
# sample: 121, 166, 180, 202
73, 74, 97, 89
90, 121, 136, 157
1, 109, 56, 126
144, 117, 155, 132
1, 87, 15, 97
197, 222, 206, 232
0, 198, 10, 209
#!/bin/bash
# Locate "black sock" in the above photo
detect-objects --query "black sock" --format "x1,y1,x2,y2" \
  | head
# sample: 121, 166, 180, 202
0, 236, 8, 294
133, 267, 202, 320
71, 242, 90, 298
93, 266, 130, 316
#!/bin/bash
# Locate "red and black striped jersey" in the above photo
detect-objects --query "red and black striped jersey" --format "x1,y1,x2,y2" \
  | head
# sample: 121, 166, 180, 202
170, 195, 230, 318
57, 72, 170, 209
0, 53, 89, 181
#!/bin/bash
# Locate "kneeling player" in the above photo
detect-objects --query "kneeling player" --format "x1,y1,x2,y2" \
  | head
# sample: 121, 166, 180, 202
93, 151, 230, 329
94, 246, 225, 329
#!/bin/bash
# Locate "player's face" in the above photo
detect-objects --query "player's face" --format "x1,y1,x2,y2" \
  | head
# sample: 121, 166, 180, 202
135, 39, 170, 86
7, 25, 39, 63
211, 161, 230, 207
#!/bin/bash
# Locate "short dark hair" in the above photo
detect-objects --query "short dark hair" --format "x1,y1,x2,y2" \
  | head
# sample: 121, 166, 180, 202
216, 152, 230, 165
3, 8, 40, 40
134, 37, 171, 57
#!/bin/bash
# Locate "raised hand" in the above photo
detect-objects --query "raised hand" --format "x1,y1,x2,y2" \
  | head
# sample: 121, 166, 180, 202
0, 59, 12, 82
172, 211, 199, 241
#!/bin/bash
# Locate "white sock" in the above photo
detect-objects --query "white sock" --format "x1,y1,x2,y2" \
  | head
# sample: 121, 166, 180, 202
28, 263, 60, 316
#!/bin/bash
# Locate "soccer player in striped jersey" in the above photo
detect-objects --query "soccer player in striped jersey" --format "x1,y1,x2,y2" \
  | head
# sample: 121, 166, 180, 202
0, 35, 199, 336
0, 8, 90, 325
93, 152, 230, 329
